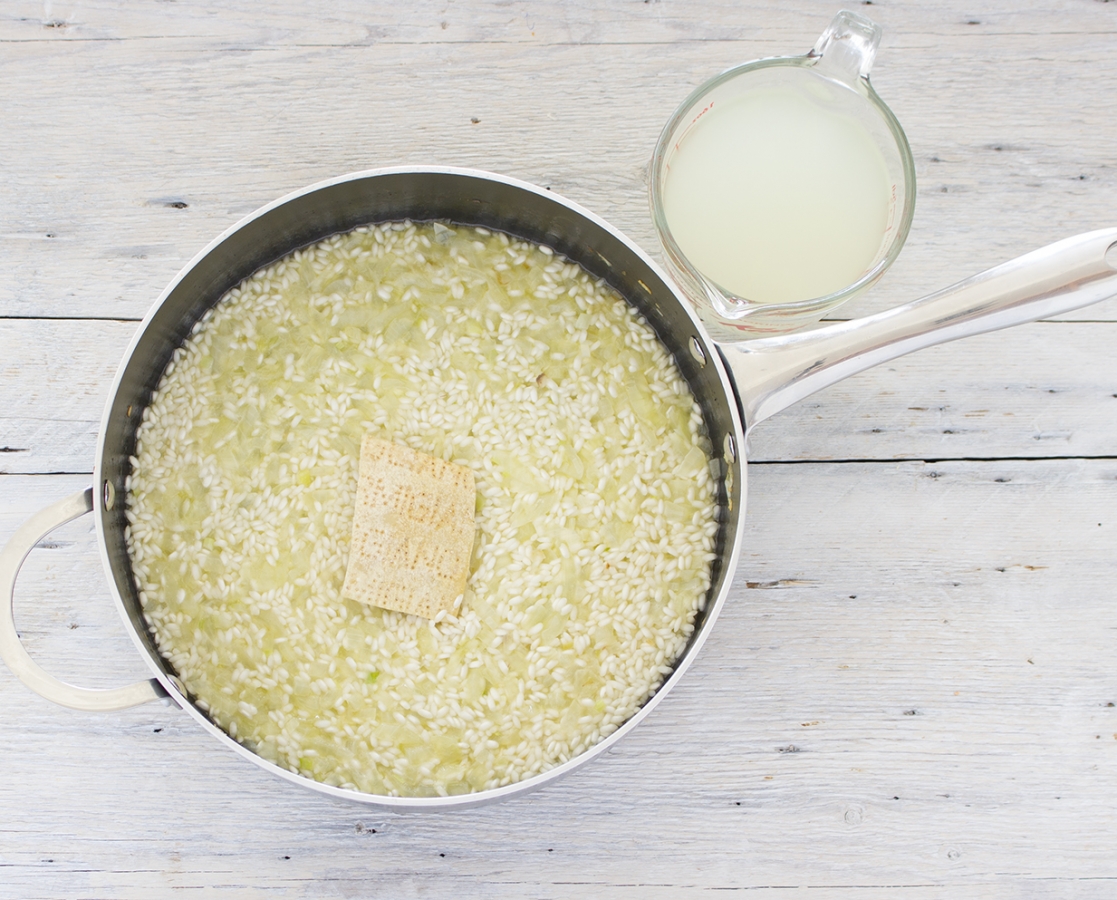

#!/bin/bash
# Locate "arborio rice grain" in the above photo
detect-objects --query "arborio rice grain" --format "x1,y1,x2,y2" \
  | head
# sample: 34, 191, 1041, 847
126, 221, 718, 797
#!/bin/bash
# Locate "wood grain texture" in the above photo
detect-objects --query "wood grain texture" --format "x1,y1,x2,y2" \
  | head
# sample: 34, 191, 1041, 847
1, 2, 1114, 319
2, 318, 1113, 474
3, 461, 1117, 896
2, 1, 1117, 897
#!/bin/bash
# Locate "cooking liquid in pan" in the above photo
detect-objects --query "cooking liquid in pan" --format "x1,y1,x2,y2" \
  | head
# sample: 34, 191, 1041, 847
662, 85, 893, 305
125, 221, 719, 798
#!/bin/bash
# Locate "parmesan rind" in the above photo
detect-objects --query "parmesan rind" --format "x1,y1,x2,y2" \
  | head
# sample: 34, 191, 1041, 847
342, 437, 476, 619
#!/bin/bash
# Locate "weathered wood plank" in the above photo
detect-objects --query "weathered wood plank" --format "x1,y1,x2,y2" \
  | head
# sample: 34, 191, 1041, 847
1, 12, 1114, 320
2, 0, 1114, 44
746, 321, 1117, 463
0, 320, 137, 475
2, 460, 1116, 896
2, 318, 1113, 475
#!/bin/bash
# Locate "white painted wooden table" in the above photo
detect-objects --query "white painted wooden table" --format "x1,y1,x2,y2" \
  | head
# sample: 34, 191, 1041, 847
2, 2, 1116, 897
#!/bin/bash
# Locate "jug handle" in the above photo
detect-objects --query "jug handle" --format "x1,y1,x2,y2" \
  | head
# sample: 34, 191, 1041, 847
808, 9, 883, 86
0, 487, 165, 710
718, 228, 1117, 431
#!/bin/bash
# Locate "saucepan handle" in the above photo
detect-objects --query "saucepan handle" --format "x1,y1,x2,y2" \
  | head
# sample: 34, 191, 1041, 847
720, 227, 1117, 429
0, 487, 165, 710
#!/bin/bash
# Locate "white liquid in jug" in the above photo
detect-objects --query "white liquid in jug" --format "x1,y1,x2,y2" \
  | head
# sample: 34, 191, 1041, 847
662, 84, 893, 306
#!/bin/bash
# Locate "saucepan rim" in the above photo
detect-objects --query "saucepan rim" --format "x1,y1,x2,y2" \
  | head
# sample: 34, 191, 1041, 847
89, 165, 750, 809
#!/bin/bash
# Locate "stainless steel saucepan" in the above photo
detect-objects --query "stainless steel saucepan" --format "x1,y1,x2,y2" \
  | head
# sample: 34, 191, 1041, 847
3, 167, 1116, 808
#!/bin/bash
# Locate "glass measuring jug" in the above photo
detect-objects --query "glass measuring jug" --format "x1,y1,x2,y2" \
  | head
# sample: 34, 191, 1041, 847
650, 10, 916, 338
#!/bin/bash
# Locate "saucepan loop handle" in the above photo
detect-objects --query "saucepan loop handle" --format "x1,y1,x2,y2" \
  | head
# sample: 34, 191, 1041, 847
0, 487, 165, 711
720, 227, 1117, 430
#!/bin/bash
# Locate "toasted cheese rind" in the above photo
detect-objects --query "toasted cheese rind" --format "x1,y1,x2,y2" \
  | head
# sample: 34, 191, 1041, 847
342, 437, 476, 619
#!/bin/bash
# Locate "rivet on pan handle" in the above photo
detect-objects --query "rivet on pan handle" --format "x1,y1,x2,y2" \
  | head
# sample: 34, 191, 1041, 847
0, 488, 165, 711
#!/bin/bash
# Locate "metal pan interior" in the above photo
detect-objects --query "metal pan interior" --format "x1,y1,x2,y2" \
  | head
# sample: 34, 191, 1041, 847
93, 167, 746, 805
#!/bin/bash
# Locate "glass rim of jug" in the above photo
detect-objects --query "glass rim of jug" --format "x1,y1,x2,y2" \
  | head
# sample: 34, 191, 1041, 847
649, 12, 918, 334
